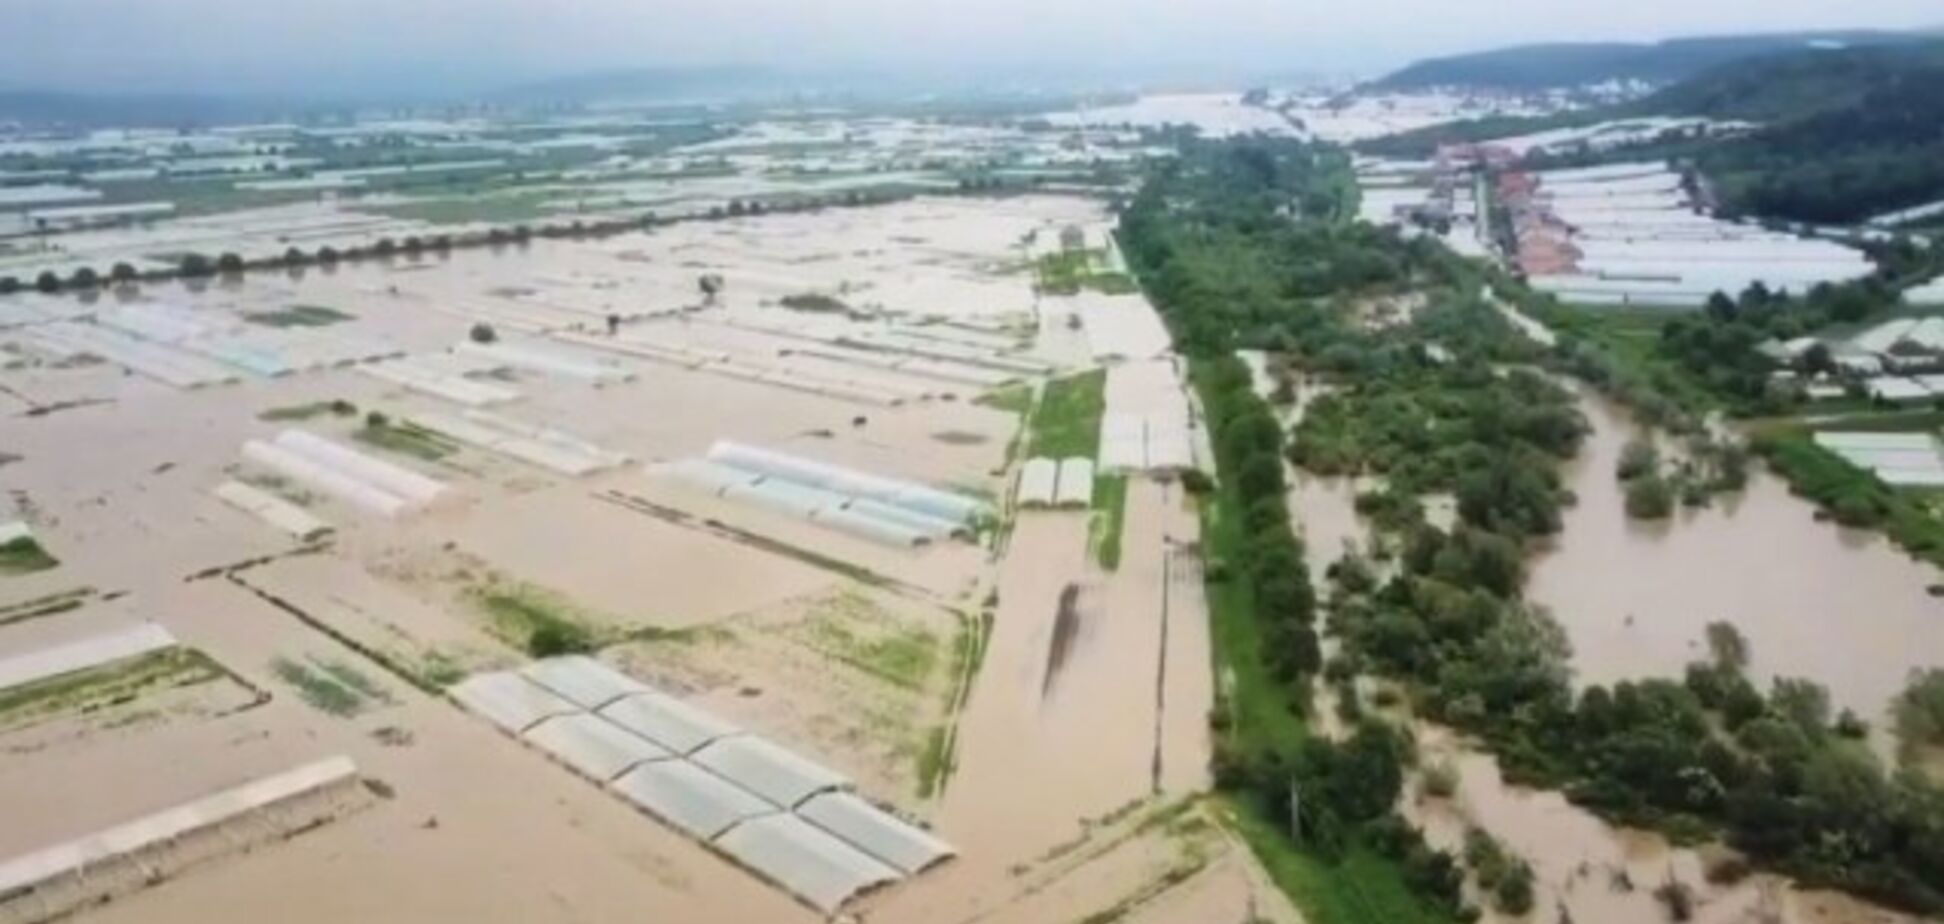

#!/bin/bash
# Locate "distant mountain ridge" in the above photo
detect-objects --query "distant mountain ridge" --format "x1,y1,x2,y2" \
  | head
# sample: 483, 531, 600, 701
1370, 30, 1924, 91
1358, 42, 1944, 225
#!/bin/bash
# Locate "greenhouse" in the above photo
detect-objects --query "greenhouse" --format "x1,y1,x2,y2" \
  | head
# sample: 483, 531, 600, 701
522, 713, 675, 782
520, 656, 651, 710
610, 760, 776, 840
449, 672, 580, 734
691, 735, 850, 808
597, 692, 743, 755
796, 791, 956, 874
713, 814, 901, 915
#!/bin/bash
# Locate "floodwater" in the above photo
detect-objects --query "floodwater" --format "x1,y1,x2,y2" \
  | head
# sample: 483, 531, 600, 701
1273, 372, 1938, 924
1528, 389, 1944, 740
1407, 724, 1919, 924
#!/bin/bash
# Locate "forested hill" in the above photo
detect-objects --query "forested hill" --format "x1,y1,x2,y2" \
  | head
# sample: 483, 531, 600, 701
1645, 42, 1944, 121
1369, 31, 1920, 92
1356, 43, 1944, 225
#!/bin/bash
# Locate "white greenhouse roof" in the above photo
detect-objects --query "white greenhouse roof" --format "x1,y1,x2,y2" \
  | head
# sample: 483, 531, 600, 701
449, 672, 580, 734
0, 624, 176, 693
523, 713, 675, 782
598, 692, 742, 755
660, 458, 761, 496
811, 507, 931, 548
1017, 457, 1058, 508
713, 814, 901, 915
796, 791, 955, 874
0, 756, 356, 905
691, 735, 849, 808
612, 760, 776, 839
844, 498, 962, 539
1054, 457, 1094, 508
520, 656, 650, 710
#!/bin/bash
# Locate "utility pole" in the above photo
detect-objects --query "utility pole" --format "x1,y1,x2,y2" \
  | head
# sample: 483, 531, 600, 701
1288, 777, 1302, 846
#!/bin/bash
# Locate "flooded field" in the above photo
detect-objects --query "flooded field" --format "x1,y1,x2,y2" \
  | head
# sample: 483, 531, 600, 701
0, 191, 1273, 923
1271, 355, 1942, 924
1529, 389, 1944, 740
1406, 724, 1921, 924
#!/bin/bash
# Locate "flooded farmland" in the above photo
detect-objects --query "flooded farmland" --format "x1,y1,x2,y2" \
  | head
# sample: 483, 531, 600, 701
1528, 389, 1944, 741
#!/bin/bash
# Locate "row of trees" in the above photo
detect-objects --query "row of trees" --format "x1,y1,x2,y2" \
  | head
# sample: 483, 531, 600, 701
1124, 134, 1944, 918
1, 180, 952, 297
1121, 138, 1478, 921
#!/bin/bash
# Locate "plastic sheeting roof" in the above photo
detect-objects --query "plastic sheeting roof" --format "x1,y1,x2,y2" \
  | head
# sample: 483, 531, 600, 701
449, 672, 580, 734
691, 735, 849, 808
661, 458, 760, 496
523, 713, 674, 782
599, 692, 742, 755
796, 791, 955, 874
1054, 457, 1094, 508
0, 756, 357, 904
713, 814, 901, 915
811, 507, 931, 548
1017, 457, 1057, 508
845, 498, 963, 539
520, 656, 650, 710
612, 760, 776, 839
707, 441, 985, 525
0, 624, 176, 693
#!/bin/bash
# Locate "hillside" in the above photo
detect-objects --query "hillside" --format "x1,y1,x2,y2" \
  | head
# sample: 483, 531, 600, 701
1371, 30, 1919, 92
1359, 43, 1944, 225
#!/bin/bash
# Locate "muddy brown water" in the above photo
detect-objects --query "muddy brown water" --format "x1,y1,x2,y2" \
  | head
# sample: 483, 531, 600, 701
1044, 582, 1086, 696
1277, 376, 1937, 924
1528, 389, 1944, 747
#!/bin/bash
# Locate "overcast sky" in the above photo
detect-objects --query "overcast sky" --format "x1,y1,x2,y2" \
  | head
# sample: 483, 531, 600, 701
2, 0, 1939, 97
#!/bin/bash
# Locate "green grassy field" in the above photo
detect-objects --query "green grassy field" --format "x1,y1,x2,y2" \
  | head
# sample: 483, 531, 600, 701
1027, 370, 1106, 459
1090, 474, 1130, 570
364, 191, 557, 226
1224, 800, 1457, 924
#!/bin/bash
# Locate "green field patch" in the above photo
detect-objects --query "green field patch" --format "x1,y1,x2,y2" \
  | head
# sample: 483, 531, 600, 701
242, 304, 354, 328
259, 398, 358, 422
356, 413, 458, 462
0, 536, 58, 575
1027, 369, 1105, 459
0, 648, 225, 732
1089, 474, 1130, 570
470, 583, 605, 657
272, 655, 393, 717
794, 589, 940, 692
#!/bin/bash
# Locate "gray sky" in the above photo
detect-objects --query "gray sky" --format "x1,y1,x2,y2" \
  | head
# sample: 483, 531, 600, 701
2, 0, 1939, 96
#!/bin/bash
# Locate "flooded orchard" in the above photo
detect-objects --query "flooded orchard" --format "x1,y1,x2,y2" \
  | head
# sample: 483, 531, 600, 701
1405, 724, 1923, 924
1528, 389, 1944, 741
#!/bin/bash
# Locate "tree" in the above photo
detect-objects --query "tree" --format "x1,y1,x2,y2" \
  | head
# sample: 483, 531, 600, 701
316, 246, 340, 265
469, 323, 497, 344
698, 274, 724, 302
179, 253, 213, 277
1624, 474, 1675, 520
1706, 291, 1738, 322
110, 262, 138, 285
0, 276, 18, 294
1769, 677, 1831, 735
34, 271, 61, 293
283, 247, 309, 266
1616, 439, 1660, 481
1705, 621, 1750, 672
68, 266, 99, 289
